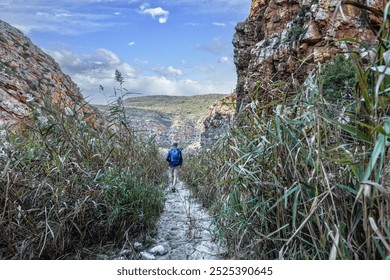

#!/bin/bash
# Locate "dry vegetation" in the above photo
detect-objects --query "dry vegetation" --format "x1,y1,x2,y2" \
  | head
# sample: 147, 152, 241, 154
0, 78, 166, 259
183, 3, 390, 259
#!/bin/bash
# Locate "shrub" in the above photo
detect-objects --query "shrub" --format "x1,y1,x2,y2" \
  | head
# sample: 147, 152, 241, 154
321, 54, 358, 100
286, 25, 305, 42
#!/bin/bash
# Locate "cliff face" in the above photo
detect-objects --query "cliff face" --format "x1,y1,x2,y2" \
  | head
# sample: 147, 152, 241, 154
96, 94, 229, 150
201, 94, 235, 148
123, 107, 205, 149
233, 0, 383, 111
0, 19, 97, 127
122, 96, 235, 150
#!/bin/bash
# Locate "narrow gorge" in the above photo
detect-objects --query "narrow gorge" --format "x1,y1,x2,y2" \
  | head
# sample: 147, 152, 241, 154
0, 0, 388, 261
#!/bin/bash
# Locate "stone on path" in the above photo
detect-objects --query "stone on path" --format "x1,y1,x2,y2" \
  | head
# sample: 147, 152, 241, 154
133, 242, 142, 251
148, 245, 168, 256
140, 251, 155, 260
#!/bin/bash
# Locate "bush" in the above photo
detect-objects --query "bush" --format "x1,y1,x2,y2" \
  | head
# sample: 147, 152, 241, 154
286, 25, 305, 42
321, 54, 358, 100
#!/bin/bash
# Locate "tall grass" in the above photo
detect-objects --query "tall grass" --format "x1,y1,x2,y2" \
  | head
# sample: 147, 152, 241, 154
0, 74, 165, 259
183, 2, 389, 259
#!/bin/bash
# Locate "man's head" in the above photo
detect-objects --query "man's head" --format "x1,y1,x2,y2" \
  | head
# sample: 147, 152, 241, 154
172, 142, 178, 147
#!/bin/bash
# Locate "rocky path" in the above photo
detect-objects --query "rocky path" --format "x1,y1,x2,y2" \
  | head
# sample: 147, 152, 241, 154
138, 181, 225, 260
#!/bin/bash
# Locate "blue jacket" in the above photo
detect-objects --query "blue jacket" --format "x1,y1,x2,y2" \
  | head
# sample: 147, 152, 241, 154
166, 147, 183, 167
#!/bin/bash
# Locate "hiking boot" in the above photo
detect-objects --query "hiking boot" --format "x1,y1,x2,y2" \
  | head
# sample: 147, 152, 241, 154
171, 187, 176, 192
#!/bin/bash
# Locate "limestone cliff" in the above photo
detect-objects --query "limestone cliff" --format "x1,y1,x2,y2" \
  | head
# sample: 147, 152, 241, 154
233, 0, 383, 111
0, 19, 98, 128
201, 94, 235, 148
99, 94, 229, 150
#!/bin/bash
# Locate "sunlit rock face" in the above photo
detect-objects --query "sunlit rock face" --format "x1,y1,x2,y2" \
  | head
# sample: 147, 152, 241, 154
201, 94, 235, 148
0, 19, 98, 127
233, 0, 383, 111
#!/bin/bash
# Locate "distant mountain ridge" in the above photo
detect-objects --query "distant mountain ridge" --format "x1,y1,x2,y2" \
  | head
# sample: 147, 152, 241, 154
124, 94, 226, 120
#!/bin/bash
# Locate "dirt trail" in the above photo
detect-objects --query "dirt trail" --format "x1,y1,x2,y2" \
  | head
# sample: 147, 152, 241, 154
139, 181, 225, 260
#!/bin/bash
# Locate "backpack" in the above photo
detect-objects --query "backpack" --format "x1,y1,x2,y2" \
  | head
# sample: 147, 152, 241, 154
170, 148, 181, 162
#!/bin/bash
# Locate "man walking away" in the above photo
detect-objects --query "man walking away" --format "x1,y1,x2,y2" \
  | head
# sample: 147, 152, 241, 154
165, 142, 183, 192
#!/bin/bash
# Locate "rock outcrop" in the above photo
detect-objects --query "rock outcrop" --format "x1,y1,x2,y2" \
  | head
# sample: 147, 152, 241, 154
122, 107, 204, 149
0, 19, 98, 128
233, 0, 383, 111
201, 94, 235, 148
113, 94, 228, 150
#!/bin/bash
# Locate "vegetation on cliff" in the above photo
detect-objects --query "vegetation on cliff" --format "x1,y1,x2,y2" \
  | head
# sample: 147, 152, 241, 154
183, 3, 390, 259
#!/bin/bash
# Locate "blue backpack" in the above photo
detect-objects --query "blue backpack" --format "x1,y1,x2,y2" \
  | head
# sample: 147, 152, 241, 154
171, 148, 180, 161
168, 148, 182, 166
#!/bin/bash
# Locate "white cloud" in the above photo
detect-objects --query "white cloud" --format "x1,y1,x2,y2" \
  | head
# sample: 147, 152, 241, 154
158, 17, 168, 24
47, 48, 233, 104
53, 10, 72, 17
166, 0, 249, 15
219, 56, 229, 63
138, 4, 169, 24
96, 48, 122, 65
185, 22, 199, 27
130, 76, 228, 97
154, 66, 183, 77
128, 41, 136, 46
0, 0, 250, 35
166, 66, 182, 76
47, 48, 136, 102
49, 49, 135, 79
212, 22, 226, 27
0, 1, 121, 35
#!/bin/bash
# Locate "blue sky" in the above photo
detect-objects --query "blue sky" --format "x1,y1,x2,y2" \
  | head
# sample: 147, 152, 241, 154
0, 0, 251, 104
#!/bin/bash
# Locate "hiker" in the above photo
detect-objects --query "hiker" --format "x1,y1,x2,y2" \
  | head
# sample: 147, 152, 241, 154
165, 142, 183, 192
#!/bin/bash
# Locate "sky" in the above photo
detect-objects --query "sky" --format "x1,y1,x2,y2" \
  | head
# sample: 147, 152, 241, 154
0, 0, 251, 104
